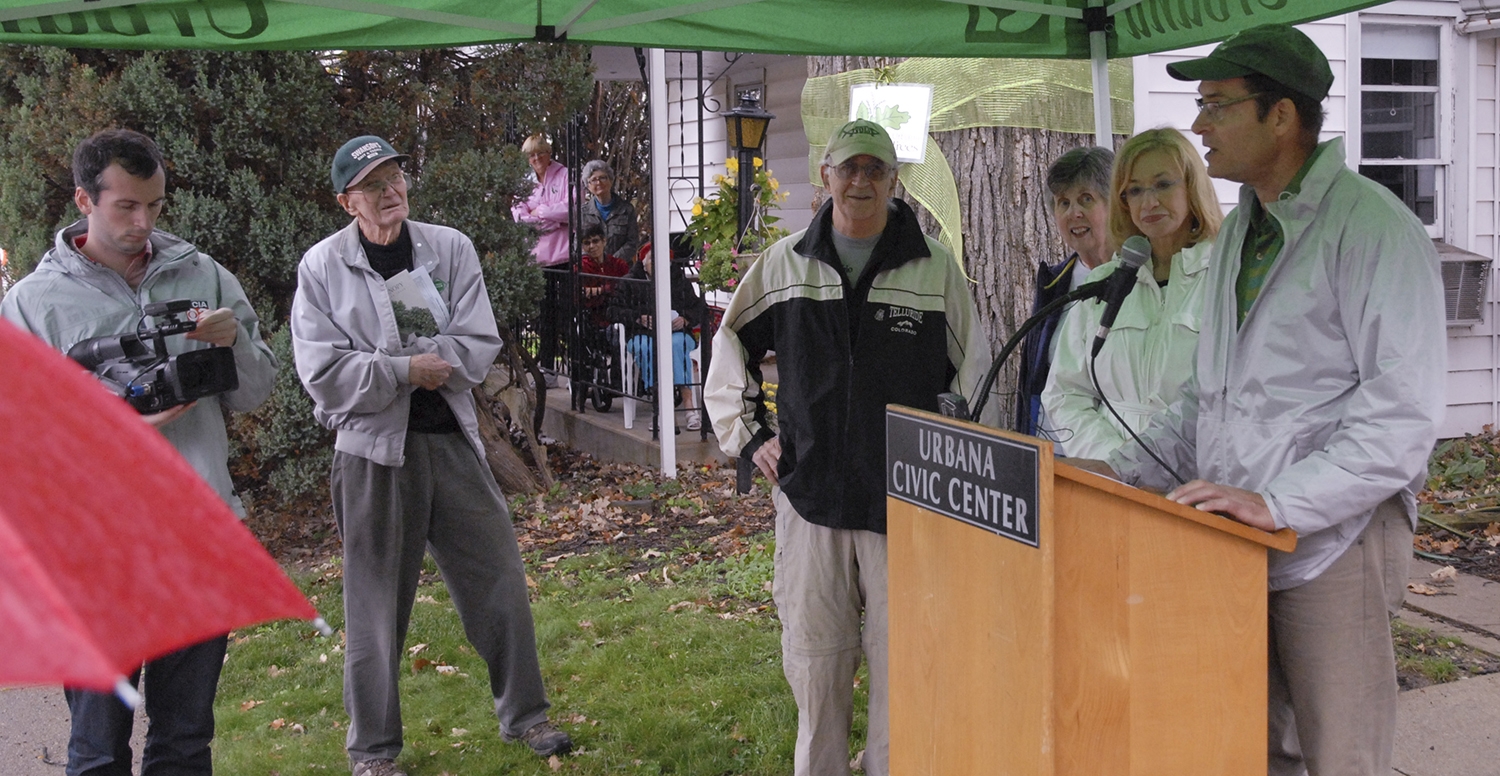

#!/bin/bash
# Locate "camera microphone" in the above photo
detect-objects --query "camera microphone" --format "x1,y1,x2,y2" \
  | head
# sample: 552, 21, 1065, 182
1091, 235, 1151, 357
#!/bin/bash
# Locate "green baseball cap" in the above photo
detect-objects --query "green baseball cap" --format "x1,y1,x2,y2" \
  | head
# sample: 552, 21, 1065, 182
825, 119, 898, 167
331, 135, 409, 193
1166, 23, 1333, 103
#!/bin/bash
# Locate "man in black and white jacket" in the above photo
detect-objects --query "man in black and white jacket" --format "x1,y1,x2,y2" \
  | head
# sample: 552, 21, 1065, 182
704, 119, 992, 776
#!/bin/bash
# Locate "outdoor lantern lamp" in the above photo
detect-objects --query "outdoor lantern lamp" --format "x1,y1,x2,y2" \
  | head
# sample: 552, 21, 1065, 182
721, 91, 774, 243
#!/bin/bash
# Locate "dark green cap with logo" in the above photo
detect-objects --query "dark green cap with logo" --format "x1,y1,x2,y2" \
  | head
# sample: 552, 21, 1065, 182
1166, 23, 1333, 103
331, 135, 409, 193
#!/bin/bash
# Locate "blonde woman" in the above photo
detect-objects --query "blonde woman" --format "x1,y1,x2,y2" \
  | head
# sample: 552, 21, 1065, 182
510, 134, 569, 267
1042, 128, 1222, 459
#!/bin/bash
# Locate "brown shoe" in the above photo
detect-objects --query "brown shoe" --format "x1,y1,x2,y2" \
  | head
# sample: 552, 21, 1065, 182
351, 759, 407, 776
503, 720, 573, 756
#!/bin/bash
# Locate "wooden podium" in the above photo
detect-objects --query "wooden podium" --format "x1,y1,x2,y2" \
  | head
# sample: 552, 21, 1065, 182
885, 406, 1296, 775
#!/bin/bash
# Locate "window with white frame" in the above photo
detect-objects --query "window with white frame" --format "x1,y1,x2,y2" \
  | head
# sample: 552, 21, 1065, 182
1357, 21, 1446, 237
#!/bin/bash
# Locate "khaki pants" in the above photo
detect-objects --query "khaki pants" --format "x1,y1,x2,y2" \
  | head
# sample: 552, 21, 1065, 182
773, 490, 889, 776
1267, 497, 1411, 776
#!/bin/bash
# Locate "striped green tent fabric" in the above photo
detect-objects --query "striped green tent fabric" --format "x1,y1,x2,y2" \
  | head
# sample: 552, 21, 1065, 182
0, 0, 1392, 57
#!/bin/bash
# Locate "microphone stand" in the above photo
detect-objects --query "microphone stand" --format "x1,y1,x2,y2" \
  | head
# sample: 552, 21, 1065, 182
963, 278, 1109, 423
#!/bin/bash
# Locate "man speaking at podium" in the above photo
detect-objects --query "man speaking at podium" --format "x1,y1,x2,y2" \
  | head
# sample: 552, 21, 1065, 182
1087, 24, 1444, 776
704, 119, 990, 776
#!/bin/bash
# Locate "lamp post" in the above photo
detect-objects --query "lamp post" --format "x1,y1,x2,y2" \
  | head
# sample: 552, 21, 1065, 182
721, 91, 775, 245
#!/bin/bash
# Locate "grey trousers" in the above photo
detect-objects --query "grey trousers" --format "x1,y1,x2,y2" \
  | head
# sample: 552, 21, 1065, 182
332, 432, 550, 763
772, 489, 889, 776
1267, 496, 1411, 776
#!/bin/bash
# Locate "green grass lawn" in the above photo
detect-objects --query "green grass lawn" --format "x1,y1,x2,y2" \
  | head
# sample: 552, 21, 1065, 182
211, 538, 862, 775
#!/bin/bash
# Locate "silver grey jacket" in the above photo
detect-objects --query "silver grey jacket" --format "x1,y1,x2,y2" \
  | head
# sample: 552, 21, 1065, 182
290, 220, 501, 467
0, 219, 278, 516
1107, 138, 1445, 590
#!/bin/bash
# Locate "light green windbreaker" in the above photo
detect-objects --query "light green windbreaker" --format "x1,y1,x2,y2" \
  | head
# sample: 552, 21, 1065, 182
1108, 139, 1446, 590
0, 219, 279, 517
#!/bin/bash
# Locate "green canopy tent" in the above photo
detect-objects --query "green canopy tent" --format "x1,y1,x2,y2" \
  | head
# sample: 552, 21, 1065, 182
0, 0, 1391, 141
0, 0, 1391, 474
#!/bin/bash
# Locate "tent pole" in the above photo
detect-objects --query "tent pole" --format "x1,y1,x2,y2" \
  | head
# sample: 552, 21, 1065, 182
1090, 17, 1112, 146
648, 48, 678, 477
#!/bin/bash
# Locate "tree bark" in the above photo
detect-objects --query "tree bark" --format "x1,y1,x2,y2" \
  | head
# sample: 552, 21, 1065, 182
807, 56, 1107, 424
474, 387, 542, 495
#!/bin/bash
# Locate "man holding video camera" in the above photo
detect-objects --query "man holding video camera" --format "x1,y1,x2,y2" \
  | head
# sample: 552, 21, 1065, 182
0, 128, 277, 775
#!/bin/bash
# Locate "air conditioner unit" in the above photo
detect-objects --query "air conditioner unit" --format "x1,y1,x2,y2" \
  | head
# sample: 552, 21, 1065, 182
1437, 241, 1491, 327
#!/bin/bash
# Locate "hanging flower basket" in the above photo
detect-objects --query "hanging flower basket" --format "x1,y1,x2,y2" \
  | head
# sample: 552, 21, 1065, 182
687, 156, 787, 294
699, 244, 760, 294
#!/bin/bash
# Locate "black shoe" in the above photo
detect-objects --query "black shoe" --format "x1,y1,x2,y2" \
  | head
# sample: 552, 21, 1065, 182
503, 721, 573, 757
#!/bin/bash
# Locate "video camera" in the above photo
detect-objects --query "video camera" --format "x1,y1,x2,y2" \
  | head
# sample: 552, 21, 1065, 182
68, 299, 239, 414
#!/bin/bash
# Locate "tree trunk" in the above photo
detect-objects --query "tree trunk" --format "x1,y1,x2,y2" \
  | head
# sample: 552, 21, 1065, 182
474, 387, 542, 495
807, 56, 1104, 424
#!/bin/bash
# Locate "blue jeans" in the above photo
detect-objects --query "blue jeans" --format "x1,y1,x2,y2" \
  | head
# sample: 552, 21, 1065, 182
627, 331, 695, 390
65, 635, 228, 776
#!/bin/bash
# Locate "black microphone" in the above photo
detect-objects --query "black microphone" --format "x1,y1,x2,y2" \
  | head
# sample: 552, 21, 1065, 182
1090, 235, 1151, 357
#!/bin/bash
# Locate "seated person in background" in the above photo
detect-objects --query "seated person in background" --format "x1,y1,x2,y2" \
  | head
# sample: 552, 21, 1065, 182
1041, 127, 1222, 459
579, 223, 629, 327
607, 250, 706, 430
1015, 145, 1115, 437
579, 160, 639, 263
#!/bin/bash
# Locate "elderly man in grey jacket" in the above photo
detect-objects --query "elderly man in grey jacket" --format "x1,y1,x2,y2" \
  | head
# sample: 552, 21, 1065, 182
291, 136, 569, 776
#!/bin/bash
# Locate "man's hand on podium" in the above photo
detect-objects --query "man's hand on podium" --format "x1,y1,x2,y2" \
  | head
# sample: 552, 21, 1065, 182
1167, 480, 1275, 532
754, 437, 782, 485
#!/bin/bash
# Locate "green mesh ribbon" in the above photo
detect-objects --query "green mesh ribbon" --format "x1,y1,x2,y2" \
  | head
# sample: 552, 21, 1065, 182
802, 58, 1133, 264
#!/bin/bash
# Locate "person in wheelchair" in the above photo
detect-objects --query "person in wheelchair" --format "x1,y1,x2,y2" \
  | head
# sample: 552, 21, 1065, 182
579, 224, 629, 327
571, 224, 631, 411
606, 248, 707, 430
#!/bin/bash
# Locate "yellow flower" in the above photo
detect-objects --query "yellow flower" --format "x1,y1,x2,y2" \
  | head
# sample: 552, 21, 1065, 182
713, 174, 726, 186
692, 202, 703, 216
753, 157, 763, 169
725, 157, 739, 174
769, 177, 780, 191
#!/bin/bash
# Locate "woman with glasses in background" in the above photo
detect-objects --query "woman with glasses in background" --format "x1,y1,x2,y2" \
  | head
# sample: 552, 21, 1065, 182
579, 160, 638, 265
1041, 127, 1222, 459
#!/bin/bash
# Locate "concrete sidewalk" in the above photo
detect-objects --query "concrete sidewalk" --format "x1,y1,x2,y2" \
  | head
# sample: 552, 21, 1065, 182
0, 686, 141, 775
3, 558, 1497, 773
1393, 559, 1500, 776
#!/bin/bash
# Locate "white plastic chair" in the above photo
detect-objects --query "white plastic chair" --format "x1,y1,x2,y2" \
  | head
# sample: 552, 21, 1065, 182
687, 345, 703, 431
611, 323, 640, 429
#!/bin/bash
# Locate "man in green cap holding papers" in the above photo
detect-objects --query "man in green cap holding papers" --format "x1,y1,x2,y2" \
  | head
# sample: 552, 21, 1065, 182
1085, 24, 1445, 776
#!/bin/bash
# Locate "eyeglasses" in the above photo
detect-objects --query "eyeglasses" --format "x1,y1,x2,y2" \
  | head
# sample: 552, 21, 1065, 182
1122, 179, 1181, 203
1193, 93, 1263, 123
587, 176, 611, 186
351, 171, 411, 197
831, 160, 892, 182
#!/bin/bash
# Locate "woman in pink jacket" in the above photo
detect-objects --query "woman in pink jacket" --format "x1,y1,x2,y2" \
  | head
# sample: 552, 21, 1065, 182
511, 134, 569, 267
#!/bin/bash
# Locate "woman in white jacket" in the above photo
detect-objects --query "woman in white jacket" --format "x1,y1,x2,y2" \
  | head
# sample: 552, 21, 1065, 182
1042, 128, 1222, 459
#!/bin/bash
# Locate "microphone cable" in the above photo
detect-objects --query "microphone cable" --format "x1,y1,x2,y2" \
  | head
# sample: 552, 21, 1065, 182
1087, 333, 1188, 487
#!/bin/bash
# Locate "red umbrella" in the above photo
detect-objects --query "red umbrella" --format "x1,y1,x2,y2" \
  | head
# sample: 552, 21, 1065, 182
0, 317, 320, 703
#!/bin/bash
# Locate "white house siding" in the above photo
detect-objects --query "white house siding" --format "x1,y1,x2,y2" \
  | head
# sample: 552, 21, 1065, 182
1133, 5, 1500, 438
663, 54, 813, 244
1446, 33, 1500, 436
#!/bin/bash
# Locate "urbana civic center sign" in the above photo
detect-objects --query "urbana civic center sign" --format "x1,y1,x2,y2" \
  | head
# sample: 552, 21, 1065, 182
886, 407, 1040, 548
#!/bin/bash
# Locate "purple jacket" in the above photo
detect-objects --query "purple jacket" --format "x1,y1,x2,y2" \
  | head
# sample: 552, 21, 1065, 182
511, 161, 570, 267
